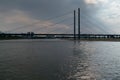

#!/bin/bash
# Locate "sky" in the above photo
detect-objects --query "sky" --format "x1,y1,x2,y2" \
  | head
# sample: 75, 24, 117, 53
0, 0, 120, 34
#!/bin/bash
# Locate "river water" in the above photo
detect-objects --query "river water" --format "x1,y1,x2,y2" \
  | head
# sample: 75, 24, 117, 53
0, 39, 120, 80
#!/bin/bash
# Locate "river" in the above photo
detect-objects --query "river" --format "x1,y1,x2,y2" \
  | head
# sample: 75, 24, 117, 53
0, 39, 120, 80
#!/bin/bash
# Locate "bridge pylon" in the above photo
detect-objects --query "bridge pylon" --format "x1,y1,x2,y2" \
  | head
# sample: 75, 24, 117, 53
78, 8, 80, 40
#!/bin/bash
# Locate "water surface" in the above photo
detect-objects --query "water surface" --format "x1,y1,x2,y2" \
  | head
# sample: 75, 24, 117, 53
0, 39, 120, 80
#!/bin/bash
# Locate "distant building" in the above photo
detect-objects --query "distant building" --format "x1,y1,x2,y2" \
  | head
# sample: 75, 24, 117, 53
27, 32, 35, 38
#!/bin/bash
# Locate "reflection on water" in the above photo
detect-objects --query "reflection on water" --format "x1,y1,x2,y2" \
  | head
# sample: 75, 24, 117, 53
68, 41, 120, 80
1, 40, 120, 80
67, 42, 98, 80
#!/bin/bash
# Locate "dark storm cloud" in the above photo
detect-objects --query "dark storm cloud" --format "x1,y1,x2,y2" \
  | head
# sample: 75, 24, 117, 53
0, 0, 93, 19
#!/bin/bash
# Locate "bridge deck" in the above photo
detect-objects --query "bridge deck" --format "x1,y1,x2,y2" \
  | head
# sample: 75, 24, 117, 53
1, 33, 120, 40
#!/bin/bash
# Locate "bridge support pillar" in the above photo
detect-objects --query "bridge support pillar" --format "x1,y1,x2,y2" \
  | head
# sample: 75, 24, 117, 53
78, 8, 80, 40
74, 10, 76, 40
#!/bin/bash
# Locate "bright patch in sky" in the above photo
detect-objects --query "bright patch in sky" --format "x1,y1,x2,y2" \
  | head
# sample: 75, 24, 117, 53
84, 0, 120, 33
85, 0, 97, 4
84, 0, 108, 4
96, 0, 120, 33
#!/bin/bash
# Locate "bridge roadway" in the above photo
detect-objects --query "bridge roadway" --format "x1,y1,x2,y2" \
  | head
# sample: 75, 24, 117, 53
1, 33, 120, 39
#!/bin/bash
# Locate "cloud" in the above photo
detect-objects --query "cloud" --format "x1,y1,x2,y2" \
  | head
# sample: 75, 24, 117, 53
96, 0, 120, 33
0, 0, 99, 19
84, 0, 108, 4
84, 0, 97, 4
0, 0, 115, 34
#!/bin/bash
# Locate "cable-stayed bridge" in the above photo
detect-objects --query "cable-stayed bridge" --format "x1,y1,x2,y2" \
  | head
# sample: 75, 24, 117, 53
1, 33, 120, 40
0, 8, 120, 41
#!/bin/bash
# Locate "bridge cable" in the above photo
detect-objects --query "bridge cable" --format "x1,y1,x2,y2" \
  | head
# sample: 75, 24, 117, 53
81, 12, 111, 33
33, 16, 73, 32
5, 11, 73, 33
47, 23, 74, 34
